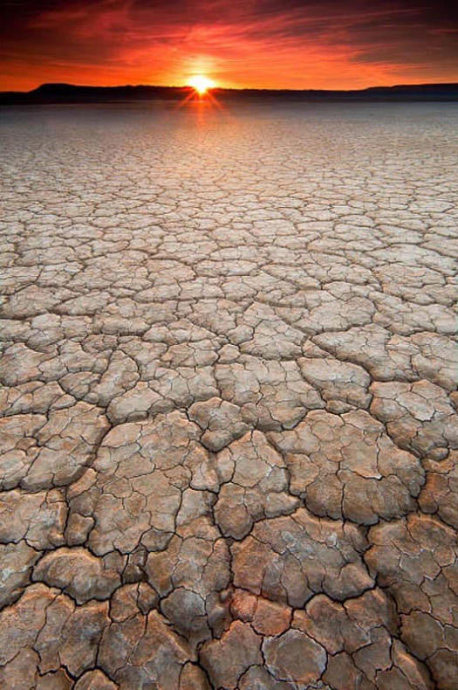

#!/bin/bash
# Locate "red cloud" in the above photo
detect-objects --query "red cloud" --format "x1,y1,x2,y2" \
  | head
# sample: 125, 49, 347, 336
1, 0, 457, 90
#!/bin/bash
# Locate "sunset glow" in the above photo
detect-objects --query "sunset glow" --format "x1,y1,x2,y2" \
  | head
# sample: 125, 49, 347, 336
0, 1, 457, 92
188, 75, 214, 95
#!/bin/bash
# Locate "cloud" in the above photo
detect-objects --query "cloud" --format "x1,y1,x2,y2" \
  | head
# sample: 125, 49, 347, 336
1, 0, 457, 89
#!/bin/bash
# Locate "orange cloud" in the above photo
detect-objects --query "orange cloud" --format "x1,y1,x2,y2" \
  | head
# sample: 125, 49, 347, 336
1, 1, 457, 91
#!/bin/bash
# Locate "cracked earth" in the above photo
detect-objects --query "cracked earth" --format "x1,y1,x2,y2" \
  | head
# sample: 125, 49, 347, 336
0, 102, 457, 689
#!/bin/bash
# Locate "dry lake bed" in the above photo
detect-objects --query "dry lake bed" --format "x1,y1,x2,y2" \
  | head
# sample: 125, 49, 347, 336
0, 101, 457, 689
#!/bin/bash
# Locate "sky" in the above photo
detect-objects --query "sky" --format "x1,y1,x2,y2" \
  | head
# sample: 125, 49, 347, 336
1, 0, 457, 91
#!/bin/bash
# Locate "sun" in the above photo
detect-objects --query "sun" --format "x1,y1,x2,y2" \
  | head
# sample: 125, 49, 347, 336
188, 75, 214, 95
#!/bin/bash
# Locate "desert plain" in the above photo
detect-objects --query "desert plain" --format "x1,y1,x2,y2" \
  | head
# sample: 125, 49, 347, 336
0, 101, 457, 689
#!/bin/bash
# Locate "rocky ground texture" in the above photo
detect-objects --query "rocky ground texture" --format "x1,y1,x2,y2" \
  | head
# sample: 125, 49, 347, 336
0, 102, 457, 689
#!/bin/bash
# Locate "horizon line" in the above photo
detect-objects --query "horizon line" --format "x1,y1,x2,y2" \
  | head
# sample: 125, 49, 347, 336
2, 80, 458, 95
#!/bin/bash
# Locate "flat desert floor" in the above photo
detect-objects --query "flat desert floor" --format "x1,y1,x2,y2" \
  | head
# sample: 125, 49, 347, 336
0, 102, 457, 689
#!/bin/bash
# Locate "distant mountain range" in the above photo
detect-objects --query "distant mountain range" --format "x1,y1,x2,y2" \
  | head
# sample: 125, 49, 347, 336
1, 82, 458, 105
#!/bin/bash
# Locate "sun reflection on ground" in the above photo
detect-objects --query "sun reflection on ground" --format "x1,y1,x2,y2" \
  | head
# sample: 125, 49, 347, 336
177, 75, 225, 115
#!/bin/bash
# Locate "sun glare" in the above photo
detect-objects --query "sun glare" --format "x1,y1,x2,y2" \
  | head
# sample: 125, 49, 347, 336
188, 75, 214, 95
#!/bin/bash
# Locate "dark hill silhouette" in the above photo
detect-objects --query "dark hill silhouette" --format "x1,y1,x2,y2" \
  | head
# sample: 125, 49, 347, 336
1, 82, 457, 105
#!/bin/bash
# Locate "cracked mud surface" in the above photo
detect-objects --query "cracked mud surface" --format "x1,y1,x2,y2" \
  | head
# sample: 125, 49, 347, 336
0, 102, 457, 689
